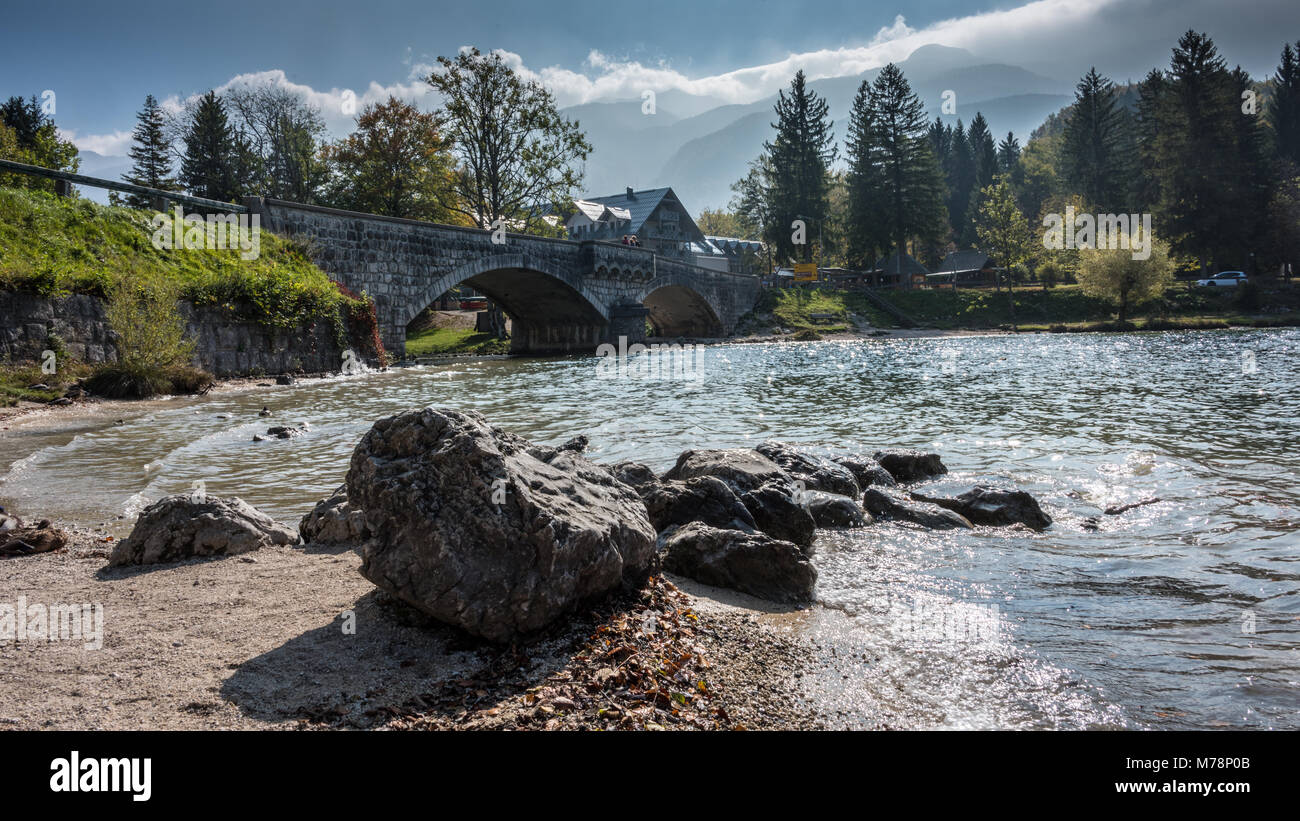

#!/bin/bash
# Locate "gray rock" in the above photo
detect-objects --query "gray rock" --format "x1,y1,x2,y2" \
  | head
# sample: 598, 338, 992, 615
862, 487, 973, 530
910, 486, 1052, 530
662, 448, 791, 493
298, 485, 369, 548
264, 425, 306, 439
873, 449, 948, 483
607, 461, 658, 492
833, 454, 897, 488
756, 441, 860, 497
659, 522, 816, 604
346, 408, 657, 642
641, 475, 757, 533
109, 495, 297, 566
802, 491, 870, 528
558, 435, 589, 453
741, 482, 816, 548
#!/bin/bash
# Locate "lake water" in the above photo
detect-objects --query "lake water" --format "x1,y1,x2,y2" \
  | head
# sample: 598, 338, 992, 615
3, 328, 1298, 729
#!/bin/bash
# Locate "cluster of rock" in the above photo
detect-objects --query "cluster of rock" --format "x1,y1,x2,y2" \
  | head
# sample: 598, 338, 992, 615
106, 406, 1052, 645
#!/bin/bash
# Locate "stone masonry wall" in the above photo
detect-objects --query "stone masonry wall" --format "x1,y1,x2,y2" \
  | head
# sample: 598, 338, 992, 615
0, 290, 349, 377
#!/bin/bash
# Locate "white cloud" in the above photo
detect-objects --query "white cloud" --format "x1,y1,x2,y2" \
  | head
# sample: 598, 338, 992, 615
62, 128, 132, 156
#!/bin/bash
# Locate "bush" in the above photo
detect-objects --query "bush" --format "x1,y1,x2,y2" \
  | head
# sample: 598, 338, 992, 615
86, 279, 202, 398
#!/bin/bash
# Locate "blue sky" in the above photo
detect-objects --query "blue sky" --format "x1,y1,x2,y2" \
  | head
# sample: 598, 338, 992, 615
2, 0, 1296, 156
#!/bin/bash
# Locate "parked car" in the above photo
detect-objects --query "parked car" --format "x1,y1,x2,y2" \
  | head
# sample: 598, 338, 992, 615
1195, 271, 1247, 287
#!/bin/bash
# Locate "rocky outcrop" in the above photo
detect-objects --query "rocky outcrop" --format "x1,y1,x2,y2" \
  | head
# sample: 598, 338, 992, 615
833, 454, 897, 489
802, 491, 870, 528
108, 495, 298, 566
861, 487, 972, 530
641, 476, 757, 534
345, 408, 657, 642
298, 485, 369, 548
910, 486, 1052, 530
873, 450, 948, 483
607, 461, 658, 492
740, 483, 816, 548
755, 441, 860, 498
659, 522, 816, 604
662, 448, 791, 493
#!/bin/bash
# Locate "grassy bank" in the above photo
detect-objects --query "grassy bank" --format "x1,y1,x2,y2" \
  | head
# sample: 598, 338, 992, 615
0, 187, 355, 327
741, 282, 1300, 334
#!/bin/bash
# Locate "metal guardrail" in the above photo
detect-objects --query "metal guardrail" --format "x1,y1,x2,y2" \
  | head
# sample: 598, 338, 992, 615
0, 158, 248, 213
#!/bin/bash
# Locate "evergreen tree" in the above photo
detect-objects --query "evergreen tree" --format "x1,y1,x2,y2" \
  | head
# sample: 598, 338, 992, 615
1, 95, 45, 149
865, 63, 948, 281
180, 91, 239, 202
1143, 31, 1266, 272
967, 112, 998, 190
844, 79, 888, 269
1268, 42, 1300, 166
945, 120, 976, 244
997, 132, 1021, 173
123, 94, 178, 208
762, 70, 836, 263
1061, 68, 1125, 208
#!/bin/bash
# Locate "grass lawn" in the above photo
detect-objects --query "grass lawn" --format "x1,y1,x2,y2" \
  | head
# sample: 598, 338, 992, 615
405, 325, 510, 356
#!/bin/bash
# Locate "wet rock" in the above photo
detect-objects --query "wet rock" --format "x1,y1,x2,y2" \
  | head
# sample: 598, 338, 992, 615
662, 448, 791, 493
263, 425, 306, 439
0, 519, 68, 558
48, 397, 73, 406
833, 454, 897, 488
258, 407, 272, 417
740, 482, 816, 548
108, 495, 297, 566
346, 407, 657, 642
558, 435, 589, 453
607, 461, 658, 492
910, 486, 1052, 530
641, 475, 757, 533
1104, 498, 1160, 516
298, 485, 369, 548
873, 449, 948, 483
802, 491, 870, 528
659, 522, 816, 604
275, 374, 295, 385
755, 441, 860, 497
861, 487, 972, 530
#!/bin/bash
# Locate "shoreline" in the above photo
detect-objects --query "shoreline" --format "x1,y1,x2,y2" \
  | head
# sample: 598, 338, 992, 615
0, 525, 825, 730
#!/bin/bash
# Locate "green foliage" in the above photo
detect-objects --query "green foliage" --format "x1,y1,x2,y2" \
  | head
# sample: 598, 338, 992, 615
975, 176, 1037, 287
405, 325, 510, 356
180, 90, 240, 202
428, 47, 591, 233
0, 187, 354, 327
1075, 225, 1175, 321
761, 70, 837, 263
0, 95, 81, 193
123, 94, 180, 207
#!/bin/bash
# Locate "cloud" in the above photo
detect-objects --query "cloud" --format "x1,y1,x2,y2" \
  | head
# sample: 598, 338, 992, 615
62, 129, 132, 156
69, 0, 1293, 157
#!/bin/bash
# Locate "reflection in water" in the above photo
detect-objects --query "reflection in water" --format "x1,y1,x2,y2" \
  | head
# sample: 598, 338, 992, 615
2, 328, 1297, 729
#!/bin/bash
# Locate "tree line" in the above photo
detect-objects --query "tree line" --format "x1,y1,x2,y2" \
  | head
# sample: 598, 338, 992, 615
729, 30, 1300, 281
0, 48, 591, 236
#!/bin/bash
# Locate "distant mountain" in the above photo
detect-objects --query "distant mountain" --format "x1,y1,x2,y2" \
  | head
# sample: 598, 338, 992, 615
564, 43, 1074, 214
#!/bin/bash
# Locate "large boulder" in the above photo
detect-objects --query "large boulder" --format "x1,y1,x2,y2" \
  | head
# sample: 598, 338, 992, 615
910, 486, 1052, 530
109, 495, 297, 566
659, 522, 816, 604
741, 483, 816, 548
662, 448, 791, 493
873, 449, 948, 483
862, 487, 972, 530
298, 485, 369, 548
641, 476, 756, 533
755, 441, 860, 498
833, 454, 897, 489
803, 491, 870, 528
346, 408, 657, 642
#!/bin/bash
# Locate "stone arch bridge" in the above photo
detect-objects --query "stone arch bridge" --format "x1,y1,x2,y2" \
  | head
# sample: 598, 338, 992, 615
250, 198, 759, 357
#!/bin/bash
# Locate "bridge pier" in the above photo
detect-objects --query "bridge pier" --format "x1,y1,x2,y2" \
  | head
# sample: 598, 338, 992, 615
605, 304, 650, 348
509, 321, 605, 355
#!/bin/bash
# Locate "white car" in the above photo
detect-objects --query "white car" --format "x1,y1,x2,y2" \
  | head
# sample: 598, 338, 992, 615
1196, 271, 1247, 287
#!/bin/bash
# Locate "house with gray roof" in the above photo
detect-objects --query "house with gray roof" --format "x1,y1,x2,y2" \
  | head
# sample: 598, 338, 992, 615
564, 187, 706, 258
927, 251, 998, 287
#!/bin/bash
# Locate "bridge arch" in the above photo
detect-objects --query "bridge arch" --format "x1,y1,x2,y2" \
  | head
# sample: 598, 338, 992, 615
636, 276, 723, 338
404, 253, 611, 355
